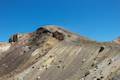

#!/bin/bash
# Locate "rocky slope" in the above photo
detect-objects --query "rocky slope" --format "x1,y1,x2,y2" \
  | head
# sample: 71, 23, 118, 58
0, 25, 120, 80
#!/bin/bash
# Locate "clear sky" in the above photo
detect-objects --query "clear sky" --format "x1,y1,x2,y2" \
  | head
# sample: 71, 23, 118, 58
0, 0, 120, 42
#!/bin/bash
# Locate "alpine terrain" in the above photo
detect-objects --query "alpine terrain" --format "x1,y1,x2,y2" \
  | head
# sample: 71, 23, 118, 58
0, 25, 120, 80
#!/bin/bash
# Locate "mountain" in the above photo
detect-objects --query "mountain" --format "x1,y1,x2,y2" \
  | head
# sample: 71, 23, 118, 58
0, 25, 120, 80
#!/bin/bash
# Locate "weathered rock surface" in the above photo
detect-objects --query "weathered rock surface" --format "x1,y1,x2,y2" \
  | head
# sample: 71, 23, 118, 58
0, 25, 120, 80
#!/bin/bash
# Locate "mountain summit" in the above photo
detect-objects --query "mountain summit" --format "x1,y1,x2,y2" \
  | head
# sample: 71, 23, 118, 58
0, 25, 120, 80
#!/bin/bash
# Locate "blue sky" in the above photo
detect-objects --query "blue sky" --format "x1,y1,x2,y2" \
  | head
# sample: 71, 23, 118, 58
0, 0, 120, 42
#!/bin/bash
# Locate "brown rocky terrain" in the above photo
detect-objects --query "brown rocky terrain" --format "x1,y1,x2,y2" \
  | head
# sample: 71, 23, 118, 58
0, 25, 120, 80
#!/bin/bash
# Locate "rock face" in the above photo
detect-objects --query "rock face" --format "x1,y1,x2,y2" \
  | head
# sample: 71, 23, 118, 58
0, 25, 120, 80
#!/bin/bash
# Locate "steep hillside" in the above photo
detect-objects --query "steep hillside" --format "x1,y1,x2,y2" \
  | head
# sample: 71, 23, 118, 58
0, 25, 120, 80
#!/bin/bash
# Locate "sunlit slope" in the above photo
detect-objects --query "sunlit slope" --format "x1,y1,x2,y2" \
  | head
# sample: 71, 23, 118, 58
6, 40, 120, 80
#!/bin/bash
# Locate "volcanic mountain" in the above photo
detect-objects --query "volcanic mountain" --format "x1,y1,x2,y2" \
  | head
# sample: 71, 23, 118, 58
0, 25, 120, 80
